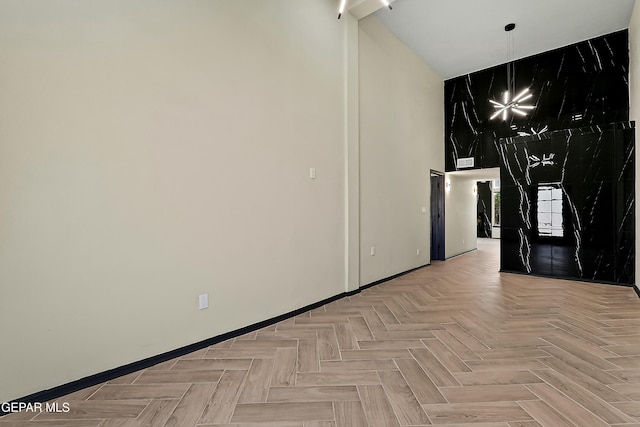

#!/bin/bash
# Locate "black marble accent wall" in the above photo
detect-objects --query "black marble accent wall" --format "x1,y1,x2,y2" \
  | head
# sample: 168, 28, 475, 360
445, 30, 629, 171
477, 182, 492, 238
499, 122, 635, 284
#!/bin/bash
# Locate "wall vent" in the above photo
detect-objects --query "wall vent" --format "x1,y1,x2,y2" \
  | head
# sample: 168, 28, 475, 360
456, 157, 475, 169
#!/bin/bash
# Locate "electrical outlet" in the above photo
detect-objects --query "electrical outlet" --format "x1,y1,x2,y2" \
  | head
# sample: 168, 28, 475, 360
417, 248, 420, 255
370, 246, 376, 256
309, 167, 316, 179
199, 294, 209, 310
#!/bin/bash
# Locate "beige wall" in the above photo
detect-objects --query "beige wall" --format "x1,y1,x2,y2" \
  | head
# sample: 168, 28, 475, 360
444, 175, 478, 258
630, 1, 640, 294
358, 16, 444, 285
0, 0, 448, 402
0, 0, 349, 401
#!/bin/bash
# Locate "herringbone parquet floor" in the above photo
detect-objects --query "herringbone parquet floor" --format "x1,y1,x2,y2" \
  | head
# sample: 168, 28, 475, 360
2, 239, 640, 426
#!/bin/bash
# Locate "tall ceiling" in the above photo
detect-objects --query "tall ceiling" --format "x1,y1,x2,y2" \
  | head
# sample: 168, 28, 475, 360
373, 0, 636, 79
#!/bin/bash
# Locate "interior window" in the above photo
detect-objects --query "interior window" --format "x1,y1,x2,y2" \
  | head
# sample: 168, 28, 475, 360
493, 191, 501, 226
537, 184, 563, 237
492, 179, 501, 226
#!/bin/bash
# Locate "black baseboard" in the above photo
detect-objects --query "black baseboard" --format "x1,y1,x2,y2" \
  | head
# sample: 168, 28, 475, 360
359, 263, 430, 290
2, 264, 428, 415
446, 248, 476, 260
634, 285, 640, 299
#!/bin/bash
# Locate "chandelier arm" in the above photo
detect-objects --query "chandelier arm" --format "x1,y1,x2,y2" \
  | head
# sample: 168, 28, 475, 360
512, 88, 531, 103
490, 106, 508, 120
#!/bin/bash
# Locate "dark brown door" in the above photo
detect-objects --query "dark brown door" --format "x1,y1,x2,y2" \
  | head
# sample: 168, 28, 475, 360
430, 174, 445, 261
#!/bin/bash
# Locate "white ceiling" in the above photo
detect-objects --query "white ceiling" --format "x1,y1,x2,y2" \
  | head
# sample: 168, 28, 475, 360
374, 0, 636, 79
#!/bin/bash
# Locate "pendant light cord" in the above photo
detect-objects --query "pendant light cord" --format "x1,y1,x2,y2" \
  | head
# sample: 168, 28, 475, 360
507, 26, 515, 94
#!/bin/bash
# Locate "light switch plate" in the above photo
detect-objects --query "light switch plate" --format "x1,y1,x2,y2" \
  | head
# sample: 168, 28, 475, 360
199, 294, 209, 310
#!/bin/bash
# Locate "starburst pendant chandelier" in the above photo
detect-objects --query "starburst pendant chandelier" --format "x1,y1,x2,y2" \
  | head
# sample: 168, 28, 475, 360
489, 23, 535, 120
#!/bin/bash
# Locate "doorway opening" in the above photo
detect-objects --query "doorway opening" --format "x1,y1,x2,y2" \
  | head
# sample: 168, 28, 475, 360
447, 167, 501, 269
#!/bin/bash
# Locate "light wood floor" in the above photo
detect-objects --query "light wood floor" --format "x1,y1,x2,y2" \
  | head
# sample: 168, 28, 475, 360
2, 238, 640, 426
